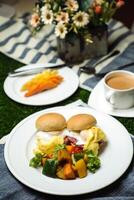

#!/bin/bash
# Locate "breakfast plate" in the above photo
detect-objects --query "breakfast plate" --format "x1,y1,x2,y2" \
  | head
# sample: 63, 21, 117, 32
88, 79, 134, 118
4, 64, 79, 106
4, 106, 133, 195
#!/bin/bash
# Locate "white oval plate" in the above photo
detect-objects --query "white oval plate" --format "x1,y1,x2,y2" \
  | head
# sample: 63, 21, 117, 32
4, 64, 79, 106
88, 79, 134, 118
4, 106, 133, 195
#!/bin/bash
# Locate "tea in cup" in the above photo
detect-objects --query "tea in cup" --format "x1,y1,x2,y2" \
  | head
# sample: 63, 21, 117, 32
103, 70, 134, 109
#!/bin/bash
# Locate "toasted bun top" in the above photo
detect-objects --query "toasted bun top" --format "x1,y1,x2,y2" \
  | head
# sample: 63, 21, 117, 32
36, 113, 66, 132
67, 114, 96, 131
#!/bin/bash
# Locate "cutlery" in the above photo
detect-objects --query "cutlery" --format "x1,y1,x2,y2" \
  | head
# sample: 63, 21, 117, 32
81, 61, 134, 77
8, 63, 67, 77
80, 50, 120, 74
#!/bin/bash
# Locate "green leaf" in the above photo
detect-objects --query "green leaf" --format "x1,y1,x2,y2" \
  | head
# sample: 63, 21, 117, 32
86, 150, 101, 173
29, 153, 43, 168
53, 2, 60, 12
42, 159, 58, 177
54, 144, 65, 153
78, 0, 93, 11
74, 153, 84, 161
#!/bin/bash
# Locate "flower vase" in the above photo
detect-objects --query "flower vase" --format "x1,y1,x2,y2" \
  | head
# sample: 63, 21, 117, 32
57, 24, 108, 64
86, 24, 108, 58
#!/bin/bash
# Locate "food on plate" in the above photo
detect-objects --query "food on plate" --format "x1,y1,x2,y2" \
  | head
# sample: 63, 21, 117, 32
82, 126, 107, 155
67, 114, 97, 131
29, 113, 107, 179
30, 134, 102, 179
36, 113, 66, 133
21, 69, 63, 97
34, 136, 64, 155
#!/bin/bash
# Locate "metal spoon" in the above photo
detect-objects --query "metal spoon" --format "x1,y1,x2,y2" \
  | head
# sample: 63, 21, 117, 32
81, 61, 134, 77
80, 50, 120, 74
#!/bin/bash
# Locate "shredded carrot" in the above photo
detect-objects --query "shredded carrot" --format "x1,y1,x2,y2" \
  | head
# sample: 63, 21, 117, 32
21, 70, 63, 97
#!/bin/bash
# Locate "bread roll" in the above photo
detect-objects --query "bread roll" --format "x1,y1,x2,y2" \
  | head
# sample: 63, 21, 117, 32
67, 114, 96, 131
36, 113, 66, 132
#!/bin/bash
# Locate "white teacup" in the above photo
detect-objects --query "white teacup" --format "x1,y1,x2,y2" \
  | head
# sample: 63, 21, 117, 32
103, 70, 134, 109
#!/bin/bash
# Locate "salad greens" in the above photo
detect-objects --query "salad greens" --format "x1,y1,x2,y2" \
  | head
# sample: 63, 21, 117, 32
54, 144, 66, 156
29, 135, 104, 179
29, 153, 43, 168
86, 150, 101, 173
73, 153, 84, 162
42, 159, 58, 177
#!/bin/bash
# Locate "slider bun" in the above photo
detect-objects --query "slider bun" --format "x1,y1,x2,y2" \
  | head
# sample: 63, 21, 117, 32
36, 113, 66, 132
67, 114, 96, 131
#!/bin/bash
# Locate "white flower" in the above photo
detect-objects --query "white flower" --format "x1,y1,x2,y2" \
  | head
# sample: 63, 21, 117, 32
55, 23, 67, 39
30, 13, 40, 28
41, 7, 53, 24
73, 11, 89, 27
66, 0, 79, 11
56, 12, 69, 24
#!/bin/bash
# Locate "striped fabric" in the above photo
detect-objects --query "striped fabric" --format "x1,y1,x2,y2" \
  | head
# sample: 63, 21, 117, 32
0, 14, 134, 91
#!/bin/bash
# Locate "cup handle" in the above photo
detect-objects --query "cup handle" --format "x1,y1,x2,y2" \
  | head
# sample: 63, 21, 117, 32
106, 91, 116, 105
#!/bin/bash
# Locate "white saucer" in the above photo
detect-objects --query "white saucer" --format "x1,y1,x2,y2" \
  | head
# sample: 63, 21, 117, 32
88, 79, 134, 118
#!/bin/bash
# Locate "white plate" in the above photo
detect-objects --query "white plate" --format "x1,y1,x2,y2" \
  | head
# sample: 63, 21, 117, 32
4, 106, 133, 195
4, 64, 79, 106
88, 79, 134, 118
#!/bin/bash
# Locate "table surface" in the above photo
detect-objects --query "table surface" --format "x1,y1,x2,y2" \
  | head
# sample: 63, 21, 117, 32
0, 52, 134, 139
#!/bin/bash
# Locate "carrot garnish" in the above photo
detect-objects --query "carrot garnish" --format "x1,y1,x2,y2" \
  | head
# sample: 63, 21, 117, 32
21, 69, 63, 97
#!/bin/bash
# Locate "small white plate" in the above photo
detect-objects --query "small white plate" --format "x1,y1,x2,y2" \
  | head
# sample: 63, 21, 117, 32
4, 64, 79, 106
4, 106, 133, 195
88, 79, 134, 118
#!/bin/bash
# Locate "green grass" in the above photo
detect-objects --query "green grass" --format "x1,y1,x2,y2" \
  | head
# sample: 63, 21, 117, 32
0, 52, 134, 138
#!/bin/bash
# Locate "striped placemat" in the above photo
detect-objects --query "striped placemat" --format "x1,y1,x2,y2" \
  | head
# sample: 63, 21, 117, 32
0, 14, 134, 91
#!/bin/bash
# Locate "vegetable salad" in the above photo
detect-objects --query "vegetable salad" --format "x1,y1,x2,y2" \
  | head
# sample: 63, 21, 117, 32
29, 126, 107, 179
